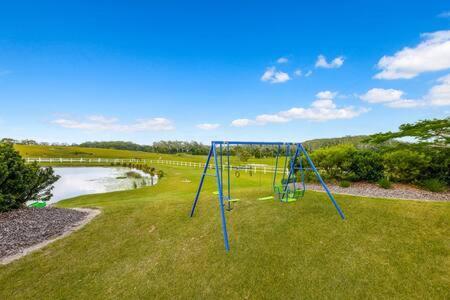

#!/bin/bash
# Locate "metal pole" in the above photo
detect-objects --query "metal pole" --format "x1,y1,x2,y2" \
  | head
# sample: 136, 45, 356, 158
298, 143, 345, 219
283, 145, 300, 198
227, 142, 231, 200
213, 144, 230, 251
190, 145, 213, 217
273, 144, 281, 187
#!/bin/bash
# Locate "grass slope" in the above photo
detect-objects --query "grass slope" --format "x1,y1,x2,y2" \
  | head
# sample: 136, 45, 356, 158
14, 144, 279, 165
1, 165, 449, 299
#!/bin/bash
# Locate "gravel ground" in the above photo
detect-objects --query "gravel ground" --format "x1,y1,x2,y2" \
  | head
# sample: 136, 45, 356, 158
306, 182, 450, 202
0, 207, 88, 259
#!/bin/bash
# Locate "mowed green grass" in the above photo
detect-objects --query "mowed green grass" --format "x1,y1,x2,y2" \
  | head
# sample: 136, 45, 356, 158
14, 144, 279, 165
1, 164, 449, 299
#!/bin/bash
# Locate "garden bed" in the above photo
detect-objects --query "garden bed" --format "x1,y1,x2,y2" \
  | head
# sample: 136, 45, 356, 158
307, 182, 450, 201
0, 207, 99, 264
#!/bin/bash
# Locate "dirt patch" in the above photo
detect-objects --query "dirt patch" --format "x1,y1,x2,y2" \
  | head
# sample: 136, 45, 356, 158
306, 182, 449, 202
0, 207, 100, 265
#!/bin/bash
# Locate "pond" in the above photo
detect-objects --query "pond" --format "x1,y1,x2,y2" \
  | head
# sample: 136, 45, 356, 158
48, 167, 158, 204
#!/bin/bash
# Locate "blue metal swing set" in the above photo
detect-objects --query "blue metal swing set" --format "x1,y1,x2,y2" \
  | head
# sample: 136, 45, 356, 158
189, 141, 345, 251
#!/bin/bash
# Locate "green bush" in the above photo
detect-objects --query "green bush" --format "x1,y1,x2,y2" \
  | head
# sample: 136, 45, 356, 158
378, 178, 392, 189
350, 150, 384, 182
310, 144, 356, 180
0, 142, 60, 211
157, 170, 165, 178
126, 171, 142, 178
339, 180, 351, 188
420, 179, 447, 192
382, 149, 429, 182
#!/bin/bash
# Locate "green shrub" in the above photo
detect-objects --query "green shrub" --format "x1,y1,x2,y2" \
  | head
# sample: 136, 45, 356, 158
378, 178, 392, 189
382, 149, 429, 182
350, 150, 384, 182
157, 170, 165, 178
126, 171, 142, 178
420, 179, 447, 193
310, 144, 356, 180
0, 143, 60, 211
339, 180, 351, 188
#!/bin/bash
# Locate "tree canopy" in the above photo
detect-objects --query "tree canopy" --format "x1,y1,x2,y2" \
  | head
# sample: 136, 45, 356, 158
365, 118, 450, 147
0, 142, 60, 211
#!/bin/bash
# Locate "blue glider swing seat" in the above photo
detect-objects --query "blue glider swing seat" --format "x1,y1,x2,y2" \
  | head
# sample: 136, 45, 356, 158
189, 141, 345, 251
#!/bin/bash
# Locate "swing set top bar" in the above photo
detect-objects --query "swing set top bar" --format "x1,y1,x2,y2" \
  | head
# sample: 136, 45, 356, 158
211, 141, 298, 146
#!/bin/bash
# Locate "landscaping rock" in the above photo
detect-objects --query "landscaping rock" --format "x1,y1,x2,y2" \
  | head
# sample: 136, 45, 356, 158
306, 182, 450, 202
0, 207, 88, 259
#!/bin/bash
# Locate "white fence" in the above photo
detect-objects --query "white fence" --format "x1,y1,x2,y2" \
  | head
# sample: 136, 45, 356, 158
25, 157, 287, 174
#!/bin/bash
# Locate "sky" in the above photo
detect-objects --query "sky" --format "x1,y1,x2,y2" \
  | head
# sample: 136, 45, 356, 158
0, 1, 449, 144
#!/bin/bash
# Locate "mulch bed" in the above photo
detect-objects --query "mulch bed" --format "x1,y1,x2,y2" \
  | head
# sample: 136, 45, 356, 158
0, 207, 88, 259
306, 182, 450, 202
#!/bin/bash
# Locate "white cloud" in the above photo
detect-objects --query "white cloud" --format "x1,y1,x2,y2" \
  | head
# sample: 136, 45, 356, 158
87, 115, 118, 124
360, 88, 423, 108
277, 57, 289, 64
260, 67, 291, 84
316, 90, 338, 100
231, 118, 254, 127
305, 70, 313, 77
438, 11, 450, 18
385, 99, 423, 108
255, 114, 289, 124
360, 74, 450, 108
52, 115, 175, 132
424, 74, 450, 106
294, 69, 302, 76
360, 88, 405, 103
196, 123, 220, 130
231, 91, 367, 127
375, 30, 450, 79
315, 55, 344, 69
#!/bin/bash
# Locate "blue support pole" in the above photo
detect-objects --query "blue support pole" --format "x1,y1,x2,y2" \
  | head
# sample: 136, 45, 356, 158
190, 145, 213, 217
298, 143, 346, 220
219, 143, 223, 195
283, 145, 300, 197
299, 153, 306, 192
272, 145, 281, 187
212, 143, 231, 251
227, 142, 231, 200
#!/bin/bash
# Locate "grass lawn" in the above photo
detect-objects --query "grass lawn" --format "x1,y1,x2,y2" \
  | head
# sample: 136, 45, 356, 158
14, 144, 280, 165
1, 163, 449, 298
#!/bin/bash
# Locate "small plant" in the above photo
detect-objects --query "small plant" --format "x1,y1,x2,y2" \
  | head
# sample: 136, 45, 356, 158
157, 170, 164, 179
378, 177, 392, 189
126, 171, 142, 178
420, 179, 447, 193
339, 180, 351, 188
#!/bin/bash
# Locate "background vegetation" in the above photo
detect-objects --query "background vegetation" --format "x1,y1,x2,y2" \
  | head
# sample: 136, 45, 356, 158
1, 163, 449, 299
0, 143, 59, 211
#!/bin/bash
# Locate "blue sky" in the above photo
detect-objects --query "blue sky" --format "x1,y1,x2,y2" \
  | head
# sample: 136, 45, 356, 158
0, 1, 449, 144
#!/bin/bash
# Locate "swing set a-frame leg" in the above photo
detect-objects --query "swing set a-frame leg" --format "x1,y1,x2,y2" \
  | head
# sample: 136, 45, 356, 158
298, 143, 346, 220
189, 143, 230, 251
190, 145, 213, 217
212, 144, 230, 251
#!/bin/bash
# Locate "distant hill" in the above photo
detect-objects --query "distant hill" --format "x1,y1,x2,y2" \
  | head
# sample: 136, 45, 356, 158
302, 135, 368, 151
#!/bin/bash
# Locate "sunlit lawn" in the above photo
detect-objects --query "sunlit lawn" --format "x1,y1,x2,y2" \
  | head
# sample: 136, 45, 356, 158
1, 165, 449, 299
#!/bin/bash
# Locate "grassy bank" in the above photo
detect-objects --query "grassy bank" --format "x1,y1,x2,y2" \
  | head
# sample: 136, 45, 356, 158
1, 164, 449, 299
14, 144, 279, 165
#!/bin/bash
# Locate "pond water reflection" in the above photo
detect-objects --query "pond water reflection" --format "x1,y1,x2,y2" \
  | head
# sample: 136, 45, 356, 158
50, 167, 157, 203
